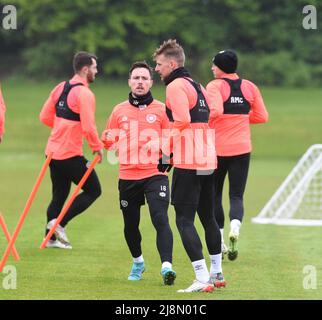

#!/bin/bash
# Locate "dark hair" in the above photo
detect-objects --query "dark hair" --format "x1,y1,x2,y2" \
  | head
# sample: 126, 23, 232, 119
129, 61, 153, 78
73, 51, 97, 73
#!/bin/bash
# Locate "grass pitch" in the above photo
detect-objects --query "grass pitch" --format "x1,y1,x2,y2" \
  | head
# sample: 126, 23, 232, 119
0, 79, 321, 299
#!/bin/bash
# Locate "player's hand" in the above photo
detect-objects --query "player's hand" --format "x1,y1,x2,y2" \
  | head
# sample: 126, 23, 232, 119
158, 152, 173, 173
102, 130, 119, 150
103, 130, 114, 142
93, 149, 104, 164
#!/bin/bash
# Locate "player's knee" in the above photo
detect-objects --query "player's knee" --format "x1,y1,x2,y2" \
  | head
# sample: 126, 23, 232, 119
229, 194, 243, 202
204, 217, 217, 229
151, 211, 169, 229
124, 224, 140, 238
124, 224, 136, 233
175, 215, 193, 234
88, 184, 102, 200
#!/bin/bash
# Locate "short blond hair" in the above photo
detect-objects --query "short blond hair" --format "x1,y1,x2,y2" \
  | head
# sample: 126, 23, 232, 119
153, 39, 185, 67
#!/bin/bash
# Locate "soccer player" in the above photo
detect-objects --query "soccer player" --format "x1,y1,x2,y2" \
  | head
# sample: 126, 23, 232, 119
40, 51, 104, 249
206, 50, 268, 260
0, 84, 6, 144
101, 61, 176, 285
153, 39, 225, 293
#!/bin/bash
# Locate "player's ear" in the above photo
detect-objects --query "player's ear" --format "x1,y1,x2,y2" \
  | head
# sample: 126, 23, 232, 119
169, 59, 178, 70
81, 65, 89, 74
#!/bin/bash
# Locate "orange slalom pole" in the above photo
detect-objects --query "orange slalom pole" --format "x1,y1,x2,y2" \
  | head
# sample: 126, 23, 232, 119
0, 153, 53, 272
0, 213, 20, 261
40, 154, 100, 249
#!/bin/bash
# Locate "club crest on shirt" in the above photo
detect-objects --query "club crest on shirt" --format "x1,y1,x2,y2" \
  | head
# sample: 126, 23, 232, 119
121, 200, 128, 208
146, 114, 157, 123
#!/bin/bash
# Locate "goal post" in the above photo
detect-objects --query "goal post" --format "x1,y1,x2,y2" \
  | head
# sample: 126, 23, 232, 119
252, 144, 322, 226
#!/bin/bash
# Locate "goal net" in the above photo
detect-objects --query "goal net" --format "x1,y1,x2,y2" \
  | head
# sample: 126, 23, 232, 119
252, 144, 322, 226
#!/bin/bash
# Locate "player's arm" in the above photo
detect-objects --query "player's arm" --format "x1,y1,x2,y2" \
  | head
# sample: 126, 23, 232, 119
206, 81, 224, 116
206, 80, 223, 128
249, 84, 269, 124
161, 82, 191, 156
39, 95, 56, 128
78, 88, 104, 162
160, 105, 171, 148
101, 109, 120, 150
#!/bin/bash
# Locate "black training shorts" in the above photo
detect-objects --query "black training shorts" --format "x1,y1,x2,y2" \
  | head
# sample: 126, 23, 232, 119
118, 175, 169, 209
171, 167, 215, 205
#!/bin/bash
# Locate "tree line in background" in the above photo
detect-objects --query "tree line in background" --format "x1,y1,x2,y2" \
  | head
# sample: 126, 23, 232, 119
1, 0, 322, 86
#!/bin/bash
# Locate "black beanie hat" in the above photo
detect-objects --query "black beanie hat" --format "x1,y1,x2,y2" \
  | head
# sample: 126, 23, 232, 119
212, 50, 238, 74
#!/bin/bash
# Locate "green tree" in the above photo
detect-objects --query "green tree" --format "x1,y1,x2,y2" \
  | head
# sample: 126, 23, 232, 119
1, 0, 322, 86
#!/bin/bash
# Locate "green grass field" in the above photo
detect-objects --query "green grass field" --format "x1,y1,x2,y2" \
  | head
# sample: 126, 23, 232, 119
0, 79, 322, 300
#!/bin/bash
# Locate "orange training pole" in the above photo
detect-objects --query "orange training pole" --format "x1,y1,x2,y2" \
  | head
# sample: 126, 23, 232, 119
0, 213, 20, 261
40, 154, 100, 249
0, 153, 53, 272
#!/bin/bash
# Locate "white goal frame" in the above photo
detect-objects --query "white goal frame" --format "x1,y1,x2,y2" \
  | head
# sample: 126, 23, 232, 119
252, 144, 322, 226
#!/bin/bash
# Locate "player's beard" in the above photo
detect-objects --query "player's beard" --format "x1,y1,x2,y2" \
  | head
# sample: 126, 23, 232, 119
87, 70, 95, 83
134, 86, 145, 96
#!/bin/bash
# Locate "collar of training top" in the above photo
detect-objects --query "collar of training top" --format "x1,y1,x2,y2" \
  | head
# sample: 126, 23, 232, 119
128, 91, 154, 108
163, 67, 191, 86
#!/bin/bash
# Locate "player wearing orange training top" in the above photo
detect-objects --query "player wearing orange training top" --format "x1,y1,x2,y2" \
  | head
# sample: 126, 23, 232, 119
102, 61, 176, 285
0, 85, 6, 144
154, 39, 225, 293
40, 52, 104, 249
206, 50, 268, 261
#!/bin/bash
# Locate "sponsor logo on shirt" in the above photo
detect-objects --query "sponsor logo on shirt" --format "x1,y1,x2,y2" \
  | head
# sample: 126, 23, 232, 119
198, 99, 208, 112
159, 192, 166, 198
230, 97, 244, 104
199, 99, 206, 107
